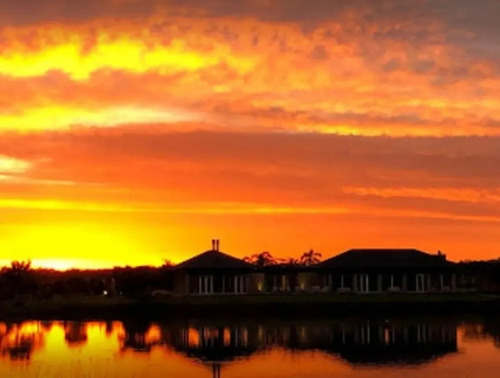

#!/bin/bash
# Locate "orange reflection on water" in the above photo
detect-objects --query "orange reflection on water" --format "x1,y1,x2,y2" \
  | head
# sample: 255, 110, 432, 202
0, 320, 498, 377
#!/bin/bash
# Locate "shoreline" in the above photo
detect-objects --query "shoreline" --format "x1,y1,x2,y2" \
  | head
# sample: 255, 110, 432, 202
2, 293, 500, 321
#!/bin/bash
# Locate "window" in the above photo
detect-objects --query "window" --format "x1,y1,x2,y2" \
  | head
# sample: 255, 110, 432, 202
416, 274, 426, 292
358, 274, 370, 293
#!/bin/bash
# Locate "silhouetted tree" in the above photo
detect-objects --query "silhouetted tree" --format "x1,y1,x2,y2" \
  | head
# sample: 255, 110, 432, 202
0, 260, 36, 296
277, 257, 300, 266
162, 259, 175, 267
244, 251, 276, 267
300, 250, 322, 266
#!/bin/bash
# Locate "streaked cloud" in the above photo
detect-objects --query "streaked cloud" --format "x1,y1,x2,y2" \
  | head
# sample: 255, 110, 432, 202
0, 155, 32, 174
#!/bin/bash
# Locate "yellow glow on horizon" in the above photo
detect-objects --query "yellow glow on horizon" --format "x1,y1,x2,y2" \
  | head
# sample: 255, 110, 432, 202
0, 224, 162, 270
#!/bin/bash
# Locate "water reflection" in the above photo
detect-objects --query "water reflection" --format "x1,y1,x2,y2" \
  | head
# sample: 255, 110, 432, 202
167, 320, 458, 367
1, 317, 500, 377
0, 323, 45, 361
64, 321, 88, 347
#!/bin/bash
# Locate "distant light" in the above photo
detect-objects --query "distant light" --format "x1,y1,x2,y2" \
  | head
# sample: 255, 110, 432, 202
103, 290, 108, 296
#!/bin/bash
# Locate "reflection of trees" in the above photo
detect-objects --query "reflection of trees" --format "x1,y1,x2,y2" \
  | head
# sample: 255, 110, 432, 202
120, 320, 155, 352
64, 322, 88, 347
0, 322, 45, 361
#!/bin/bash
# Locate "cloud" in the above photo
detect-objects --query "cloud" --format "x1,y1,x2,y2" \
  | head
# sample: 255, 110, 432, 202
0, 155, 32, 174
0, 1, 498, 136
0, 130, 499, 223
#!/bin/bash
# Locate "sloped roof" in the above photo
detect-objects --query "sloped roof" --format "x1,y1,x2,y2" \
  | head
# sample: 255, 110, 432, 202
176, 250, 253, 270
317, 249, 454, 269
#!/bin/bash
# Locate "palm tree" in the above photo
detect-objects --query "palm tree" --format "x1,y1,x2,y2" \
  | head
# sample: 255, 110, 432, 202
244, 251, 276, 267
1, 260, 35, 296
300, 249, 322, 266
6, 260, 32, 273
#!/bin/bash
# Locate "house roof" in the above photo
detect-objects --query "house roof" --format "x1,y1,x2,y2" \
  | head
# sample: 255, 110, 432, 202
176, 250, 253, 270
316, 249, 454, 269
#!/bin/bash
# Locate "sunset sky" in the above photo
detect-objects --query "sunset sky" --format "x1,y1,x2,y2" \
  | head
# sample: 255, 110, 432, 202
0, 0, 499, 269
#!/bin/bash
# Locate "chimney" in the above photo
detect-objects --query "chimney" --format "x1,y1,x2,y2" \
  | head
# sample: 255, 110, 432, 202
211, 239, 216, 251
215, 239, 220, 251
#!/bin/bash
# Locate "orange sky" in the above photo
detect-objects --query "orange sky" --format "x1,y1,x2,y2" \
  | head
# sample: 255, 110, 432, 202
0, 0, 499, 268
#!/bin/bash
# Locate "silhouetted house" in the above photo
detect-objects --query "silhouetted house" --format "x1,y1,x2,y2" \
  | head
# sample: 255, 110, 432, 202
314, 249, 456, 293
253, 264, 305, 293
173, 240, 255, 295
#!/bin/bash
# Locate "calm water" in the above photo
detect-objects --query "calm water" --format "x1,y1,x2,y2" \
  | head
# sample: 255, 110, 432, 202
0, 317, 499, 377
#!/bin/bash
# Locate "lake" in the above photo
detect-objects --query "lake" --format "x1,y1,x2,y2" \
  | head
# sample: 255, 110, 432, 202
0, 316, 499, 377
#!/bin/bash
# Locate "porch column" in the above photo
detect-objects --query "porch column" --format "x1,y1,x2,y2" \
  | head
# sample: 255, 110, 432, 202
451, 273, 456, 292
390, 274, 394, 289
340, 274, 344, 289
402, 274, 407, 292
240, 276, 245, 293
222, 276, 226, 294
440, 274, 444, 291
198, 276, 202, 294
234, 275, 238, 293
353, 274, 358, 293
210, 276, 214, 294
426, 274, 432, 292
377, 274, 382, 292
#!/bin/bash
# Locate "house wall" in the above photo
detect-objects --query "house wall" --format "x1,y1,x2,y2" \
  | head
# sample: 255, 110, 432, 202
248, 273, 265, 294
316, 270, 456, 294
297, 272, 319, 292
173, 271, 188, 295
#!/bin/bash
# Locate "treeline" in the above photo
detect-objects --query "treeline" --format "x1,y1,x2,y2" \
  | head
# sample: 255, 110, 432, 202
0, 260, 175, 300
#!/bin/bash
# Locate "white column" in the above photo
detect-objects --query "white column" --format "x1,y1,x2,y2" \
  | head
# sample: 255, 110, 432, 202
440, 274, 444, 291
198, 276, 202, 294
340, 275, 344, 289
234, 276, 238, 293
390, 274, 394, 289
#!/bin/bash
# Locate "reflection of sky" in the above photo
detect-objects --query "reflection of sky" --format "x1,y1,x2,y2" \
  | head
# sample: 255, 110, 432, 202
0, 320, 498, 377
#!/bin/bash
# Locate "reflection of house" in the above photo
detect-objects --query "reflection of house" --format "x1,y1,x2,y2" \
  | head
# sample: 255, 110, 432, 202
315, 321, 457, 365
170, 324, 256, 362
315, 249, 456, 293
173, 240, 256, 295
164, 319, 457, 368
